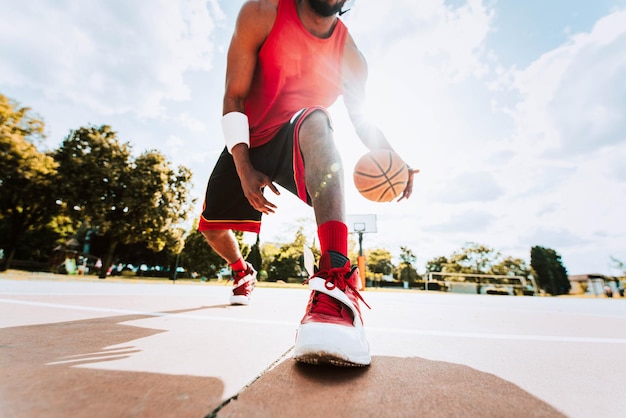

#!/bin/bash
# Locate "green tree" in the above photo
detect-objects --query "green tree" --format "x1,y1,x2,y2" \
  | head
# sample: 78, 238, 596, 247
0, 94, 60, 269
366, 248, 394, 276
54, 126, 130, 222
261, 242, 280, 277
247, 234, 262, 273
445, 243, 500, 274
490, 256, 530, 277
180, 226, 225, 279
425, 246, 531, 284
268, 226, 308, 281
53, 126, 194, 277
530, 246, 570, 295
425, 256, 448, 273
397, 246, 419, 283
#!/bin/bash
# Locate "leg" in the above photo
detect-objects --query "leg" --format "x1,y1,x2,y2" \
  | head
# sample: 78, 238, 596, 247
201, 228, 256, 305
293, 109, 370, 366
200, 229, 243, 265
297, 110, 348, 255
297, 110, 345, 226
199, 148, 260, 305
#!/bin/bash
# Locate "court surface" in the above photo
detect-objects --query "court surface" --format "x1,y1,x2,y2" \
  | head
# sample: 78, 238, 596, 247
1, 271, 625, 417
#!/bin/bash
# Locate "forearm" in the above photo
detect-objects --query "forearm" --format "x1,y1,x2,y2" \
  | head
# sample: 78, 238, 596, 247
231, 143, 254, 178
223, 95, 245, 115
222, 94, 252, 172
354, 120, 394, 152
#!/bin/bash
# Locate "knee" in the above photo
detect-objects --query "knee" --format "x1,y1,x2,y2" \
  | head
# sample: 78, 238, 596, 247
201, 229, 227, 245
299, 110, 333, 145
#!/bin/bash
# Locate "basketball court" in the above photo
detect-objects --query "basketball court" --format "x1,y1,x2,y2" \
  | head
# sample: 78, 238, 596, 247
1, 271, 625, 417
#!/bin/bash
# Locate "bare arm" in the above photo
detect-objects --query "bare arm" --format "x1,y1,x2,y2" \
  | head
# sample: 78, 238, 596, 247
342, 36, 391, 150
224, 0, 280, 213
342, 35, 419, 200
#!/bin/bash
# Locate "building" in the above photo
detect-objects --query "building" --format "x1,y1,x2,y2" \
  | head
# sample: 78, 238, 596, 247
568, 274, 624, 297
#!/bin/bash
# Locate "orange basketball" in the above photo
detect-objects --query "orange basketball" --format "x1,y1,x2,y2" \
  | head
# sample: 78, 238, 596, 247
353, 150, 409, 202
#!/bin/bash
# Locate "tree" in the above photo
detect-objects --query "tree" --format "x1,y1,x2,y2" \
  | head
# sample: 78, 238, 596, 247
260, 242, 281, 277
0, 94, 60, 269
425, 245, 531, 284
425, 256, 448, 273
247, 234, 262, 273
267, 226, 308, 281
490, 256, 530, 277
366, 248, 394, 276
530, 246, 570, 295
54, 126, 130, 222
53, 126, 194, 277
397, 246, 419, 283
445, 242, 500, 274
180, 228, 225, 279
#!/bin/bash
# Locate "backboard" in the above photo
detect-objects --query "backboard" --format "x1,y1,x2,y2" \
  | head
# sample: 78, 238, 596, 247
346, 214, 377, 234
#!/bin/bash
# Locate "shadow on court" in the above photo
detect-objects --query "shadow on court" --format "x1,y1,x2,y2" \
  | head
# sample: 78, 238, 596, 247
0, 308, 226, 418
216, 357, 566, 418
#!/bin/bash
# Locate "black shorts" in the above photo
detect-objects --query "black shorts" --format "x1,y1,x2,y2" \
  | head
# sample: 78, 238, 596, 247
199, 107, 330, 234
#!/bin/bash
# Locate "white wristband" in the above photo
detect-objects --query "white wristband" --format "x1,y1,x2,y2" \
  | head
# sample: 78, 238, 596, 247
222, 112, 250, 154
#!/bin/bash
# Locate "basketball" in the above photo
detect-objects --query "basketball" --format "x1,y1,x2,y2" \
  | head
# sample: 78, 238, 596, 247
353, 150, 409, 202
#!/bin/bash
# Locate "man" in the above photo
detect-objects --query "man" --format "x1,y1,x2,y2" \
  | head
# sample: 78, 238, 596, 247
199, 0, 418, 366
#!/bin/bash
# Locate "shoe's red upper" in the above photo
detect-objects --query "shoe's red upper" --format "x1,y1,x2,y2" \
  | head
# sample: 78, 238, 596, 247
301, 251, 368, 327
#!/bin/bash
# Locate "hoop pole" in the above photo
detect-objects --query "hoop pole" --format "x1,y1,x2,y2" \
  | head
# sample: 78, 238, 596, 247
358, 255, 366, 289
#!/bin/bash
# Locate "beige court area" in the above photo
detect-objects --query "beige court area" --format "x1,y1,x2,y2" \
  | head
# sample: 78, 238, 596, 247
1, 271, 625, 418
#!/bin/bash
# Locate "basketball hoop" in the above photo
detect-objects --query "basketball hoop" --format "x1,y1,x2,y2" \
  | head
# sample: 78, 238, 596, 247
346, 214, 377, 289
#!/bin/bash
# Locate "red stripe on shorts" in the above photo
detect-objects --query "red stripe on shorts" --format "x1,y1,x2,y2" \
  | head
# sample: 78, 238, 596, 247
197, 217, 261, 234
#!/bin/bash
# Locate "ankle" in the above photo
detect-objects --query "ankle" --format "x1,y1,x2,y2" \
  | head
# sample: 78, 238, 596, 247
229, 258, 247, 272
318, 221, 348, 255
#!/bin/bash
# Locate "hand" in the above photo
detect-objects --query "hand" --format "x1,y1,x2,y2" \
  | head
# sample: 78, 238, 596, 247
397, 167, 420, 202
231, 143, 280, 214
240, 167, 281, 214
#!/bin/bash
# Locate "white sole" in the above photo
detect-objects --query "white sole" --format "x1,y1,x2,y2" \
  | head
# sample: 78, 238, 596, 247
293, 322, 371, 367
230, 295, 250, 305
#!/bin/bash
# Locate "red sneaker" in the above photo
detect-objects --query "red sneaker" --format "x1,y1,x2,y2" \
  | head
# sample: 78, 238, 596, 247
294, 251, 371, 366
230, 263, 256, 305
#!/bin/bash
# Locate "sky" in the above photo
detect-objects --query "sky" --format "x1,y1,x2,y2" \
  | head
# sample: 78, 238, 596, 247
1, 0, 625, 275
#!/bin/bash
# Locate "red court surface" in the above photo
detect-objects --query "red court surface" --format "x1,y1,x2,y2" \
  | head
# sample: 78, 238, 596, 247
1, 271, 625, 417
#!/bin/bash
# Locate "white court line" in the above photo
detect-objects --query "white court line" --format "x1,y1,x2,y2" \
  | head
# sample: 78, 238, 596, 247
367, 326, 626, 344
2, 298, 626, 344
0, 298, 292, 326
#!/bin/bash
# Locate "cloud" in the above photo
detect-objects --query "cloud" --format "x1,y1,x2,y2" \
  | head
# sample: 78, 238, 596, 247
521, 228, 586, 250
472, 9, 626, 272
166, 134, 184, 149
423, 208, 496, 234
349, 0, 493, 82
501, 9, 626, 157
175, 112, 208, 133
435, 171, 504, 203
504, 163, 577, 200
612, 156, 626, 182
0, 0, 222, 118
336, 0, 500, 183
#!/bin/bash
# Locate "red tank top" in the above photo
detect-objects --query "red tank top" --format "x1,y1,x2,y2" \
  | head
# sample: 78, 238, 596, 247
245, 0, 348, 147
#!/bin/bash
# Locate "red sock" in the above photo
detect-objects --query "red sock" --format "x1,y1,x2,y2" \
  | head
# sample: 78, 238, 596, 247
318, 220, 348, 256
229, 258, 246, 272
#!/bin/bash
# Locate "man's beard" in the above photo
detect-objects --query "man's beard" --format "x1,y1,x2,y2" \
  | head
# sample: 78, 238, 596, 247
307, 0, 347, 17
